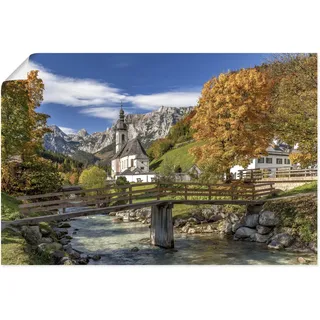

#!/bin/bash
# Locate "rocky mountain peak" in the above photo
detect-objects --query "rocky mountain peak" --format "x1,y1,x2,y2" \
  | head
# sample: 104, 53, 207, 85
77, 128, 89, 137
43, 106, 194, 156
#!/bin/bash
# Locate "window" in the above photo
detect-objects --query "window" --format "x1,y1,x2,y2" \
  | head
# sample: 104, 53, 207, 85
141, 167, 144, 170
122, 134, 125, 143
258, 158, 264, 163
266, 158, 272, 164
276, 158, 283, 164
131, 159, 134, 167
284, 159, 290, 164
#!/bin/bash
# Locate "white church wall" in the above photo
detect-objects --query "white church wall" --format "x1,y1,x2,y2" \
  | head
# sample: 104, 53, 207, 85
116, 173, 156, 183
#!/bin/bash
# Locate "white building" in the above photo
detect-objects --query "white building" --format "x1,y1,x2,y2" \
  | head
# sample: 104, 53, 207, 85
230, 144, 293, 178
111, 108, 156, 183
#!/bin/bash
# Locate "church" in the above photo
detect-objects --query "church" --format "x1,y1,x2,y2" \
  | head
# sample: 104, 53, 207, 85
111, 108, 156, 182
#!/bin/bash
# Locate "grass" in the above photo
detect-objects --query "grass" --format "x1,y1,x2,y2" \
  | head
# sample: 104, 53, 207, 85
1, 192, 22, 221
278, 181, 317, 197
263, 193, 317, 243
268, 181, 318, 199
1, 192, 53, 265
150, 140, 205, 172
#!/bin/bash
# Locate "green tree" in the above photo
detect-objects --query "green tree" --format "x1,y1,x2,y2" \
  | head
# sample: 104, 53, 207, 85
79, 166, 107, 189
267, 53, 317, 166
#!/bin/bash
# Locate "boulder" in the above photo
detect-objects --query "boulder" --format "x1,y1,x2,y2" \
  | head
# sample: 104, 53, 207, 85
21, 226, 42, 245
40, 228, 51, 237
228, 213, 240, 224
234, 227, 256, 239
267, 240, 283, 250
232, 222, 242, 233
92, 254, 101, 261
256, 225, 273, 235
134, 208, 151, 219
207, 214, 223, 223
270, 233, 294, 248
187, 228, 196, 234
52, 250, 66, 262
69, 250, 80, 259
58, 222, 71, 228
52, 228, 68, 238
38, 242, 63, 254
77, 258, 89, 265
181, 225, 189, 233
297, 257, 307, 264
174, 218, 186, 228
243, 213, 259, 228
40, 237, 53, 244
203, 224, 214, 233
251, 233, 272, 243
129, 211, 136, 217
308, 242, 317, 253
201, 208, 215, 219
187, 217, 198, 224
60, 257, 73, 265
259, 211, 279, 227
108, 211, 116, 216
217, 220, 232, 234
59, 238, 70, 245
131, 247, 139, 252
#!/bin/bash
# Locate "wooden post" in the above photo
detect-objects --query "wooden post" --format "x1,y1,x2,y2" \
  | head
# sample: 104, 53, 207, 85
95, 190, 99, 208
252, 185, 255, 200
150, 203, 174, 248
62, 192, 66, 213
157, 181, 160, 200
208, 185, 211, 200
250, 170, 253, 181
184, 184, 188, 200
129, 186, 132, 204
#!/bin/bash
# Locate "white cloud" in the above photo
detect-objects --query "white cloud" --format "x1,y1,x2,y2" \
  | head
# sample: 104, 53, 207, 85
79, 107, 120, 120
59, 127, 78, 135
126, 91, 200, 110
7, 58, 200, 116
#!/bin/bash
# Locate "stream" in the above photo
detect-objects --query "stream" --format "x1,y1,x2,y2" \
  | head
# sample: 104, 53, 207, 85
68, 214, 317, 265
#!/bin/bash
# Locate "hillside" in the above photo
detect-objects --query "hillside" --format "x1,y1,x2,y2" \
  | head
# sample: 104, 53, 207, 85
150, 140, 204, 173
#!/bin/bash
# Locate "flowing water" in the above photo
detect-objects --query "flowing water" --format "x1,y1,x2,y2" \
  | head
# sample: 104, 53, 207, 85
68, 215, 317, 265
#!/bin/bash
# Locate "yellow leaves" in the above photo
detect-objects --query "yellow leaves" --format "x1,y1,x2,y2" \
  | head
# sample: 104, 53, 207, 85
190, 67, 274, 174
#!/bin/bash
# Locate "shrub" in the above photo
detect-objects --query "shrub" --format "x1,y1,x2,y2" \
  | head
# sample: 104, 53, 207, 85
1, 158, 63, 195
79, 166, 107, 189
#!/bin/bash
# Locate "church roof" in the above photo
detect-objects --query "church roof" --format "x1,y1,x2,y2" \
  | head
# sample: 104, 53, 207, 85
111, 137, 149, 160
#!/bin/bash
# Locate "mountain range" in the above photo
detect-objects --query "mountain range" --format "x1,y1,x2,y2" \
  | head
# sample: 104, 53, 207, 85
43, 106, 193, 164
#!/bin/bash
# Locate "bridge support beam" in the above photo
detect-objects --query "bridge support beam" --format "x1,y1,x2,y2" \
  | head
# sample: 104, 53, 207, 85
150, 203, 174, 249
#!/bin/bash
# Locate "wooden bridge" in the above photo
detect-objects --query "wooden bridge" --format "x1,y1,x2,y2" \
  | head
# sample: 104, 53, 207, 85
3, 181, 275, 248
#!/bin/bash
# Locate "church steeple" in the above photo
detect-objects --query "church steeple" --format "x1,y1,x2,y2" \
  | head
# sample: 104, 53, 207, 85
115, 103, 128, 152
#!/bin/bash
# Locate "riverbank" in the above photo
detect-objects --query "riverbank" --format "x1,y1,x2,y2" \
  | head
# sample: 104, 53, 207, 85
1, 187, 317, 265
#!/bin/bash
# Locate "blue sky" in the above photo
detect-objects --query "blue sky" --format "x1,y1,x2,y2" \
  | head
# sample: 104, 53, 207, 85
22, 53, 271, 134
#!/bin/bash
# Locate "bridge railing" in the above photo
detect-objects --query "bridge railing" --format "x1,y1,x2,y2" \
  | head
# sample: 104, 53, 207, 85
16, 181, 275, 216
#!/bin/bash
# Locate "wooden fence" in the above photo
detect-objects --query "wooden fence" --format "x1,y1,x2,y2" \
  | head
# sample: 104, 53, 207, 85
238, 168, 317, 180
16, 181, 275, 216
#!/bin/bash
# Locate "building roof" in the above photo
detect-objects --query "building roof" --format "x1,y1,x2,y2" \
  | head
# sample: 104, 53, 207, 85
266, 143, 291, 155
111, 137, 149, 160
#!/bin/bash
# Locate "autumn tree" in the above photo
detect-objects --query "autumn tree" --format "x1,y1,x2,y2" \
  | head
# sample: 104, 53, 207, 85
267, 53, 317, 166
1, 70, 50, 162
190, 68, 274, 179
1, 70, 62, 195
